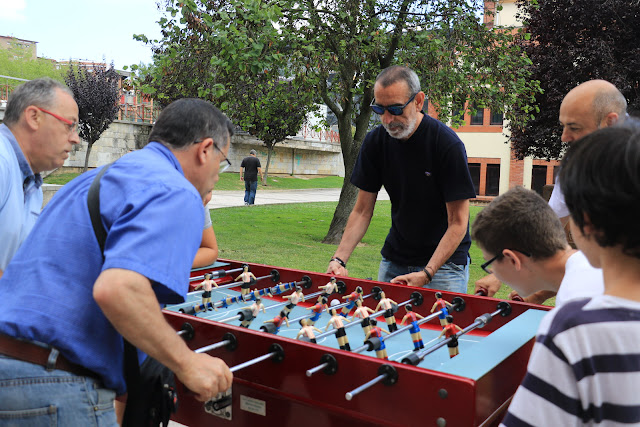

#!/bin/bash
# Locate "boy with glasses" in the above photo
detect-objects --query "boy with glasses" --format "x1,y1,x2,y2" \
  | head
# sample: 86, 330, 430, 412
472, 186, 603, 307
501, 121, 640, 425
327, 65, 476, 293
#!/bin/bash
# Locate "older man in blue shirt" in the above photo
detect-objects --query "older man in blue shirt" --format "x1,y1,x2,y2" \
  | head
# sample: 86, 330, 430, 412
0, 78, 80, 278
0, 98, 234, 425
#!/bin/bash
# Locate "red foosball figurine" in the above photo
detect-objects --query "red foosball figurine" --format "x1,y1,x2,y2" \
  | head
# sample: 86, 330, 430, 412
262, 313, 290, 335
438, 315, 463, 358
401, 304, 425, 350
307, 296, 328, 326
431, 292, 454, 326
341, 286, 363, 317
364, 319, 391, 360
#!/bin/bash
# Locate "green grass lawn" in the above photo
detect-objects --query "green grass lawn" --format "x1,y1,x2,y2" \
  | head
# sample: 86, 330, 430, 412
45, 171, 344, 190
212, 201, 537, 302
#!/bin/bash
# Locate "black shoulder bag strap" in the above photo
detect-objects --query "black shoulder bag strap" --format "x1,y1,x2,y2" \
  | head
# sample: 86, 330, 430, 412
86, 163, 142, 414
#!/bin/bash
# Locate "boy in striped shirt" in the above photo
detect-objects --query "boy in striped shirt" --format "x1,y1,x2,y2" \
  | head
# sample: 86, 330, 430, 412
502, 122, 640, 425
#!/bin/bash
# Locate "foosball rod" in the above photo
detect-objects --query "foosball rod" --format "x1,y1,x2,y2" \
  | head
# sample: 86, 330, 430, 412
189, 267, 244, 283
189, 270, 279, 296
229, 344, 284, 373
214, 279, 315, 323
402, 302, 512, 365
345, 364, 398, 401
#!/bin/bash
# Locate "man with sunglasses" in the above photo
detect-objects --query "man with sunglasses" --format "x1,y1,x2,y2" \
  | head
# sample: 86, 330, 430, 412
0, 98, 233, 424
472, 186, 602, 306
327, 66, 476, 293
0, 78, 80, 278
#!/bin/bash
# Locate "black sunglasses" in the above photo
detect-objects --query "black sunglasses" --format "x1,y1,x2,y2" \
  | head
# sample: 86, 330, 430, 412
370, 93, 417, 116
481, 249, 531, 274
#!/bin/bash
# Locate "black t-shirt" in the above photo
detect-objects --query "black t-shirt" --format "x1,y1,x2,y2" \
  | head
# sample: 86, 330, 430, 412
351, 114, 476, 266
240, 156, 261, 182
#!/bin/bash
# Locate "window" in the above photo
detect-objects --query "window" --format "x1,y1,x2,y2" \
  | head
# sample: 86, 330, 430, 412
468, 163, 481, 195
470, 106, 484, 125
531, 165, 547, 195
486, 164, 500, 196
490, 110, 504, 125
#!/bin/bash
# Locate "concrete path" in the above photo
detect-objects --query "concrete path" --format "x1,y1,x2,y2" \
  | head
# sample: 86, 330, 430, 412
207, 187, 389, 209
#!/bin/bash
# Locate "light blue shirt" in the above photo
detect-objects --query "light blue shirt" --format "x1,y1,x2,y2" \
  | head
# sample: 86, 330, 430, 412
0, 124, 42, 272
0, 142, 203, 394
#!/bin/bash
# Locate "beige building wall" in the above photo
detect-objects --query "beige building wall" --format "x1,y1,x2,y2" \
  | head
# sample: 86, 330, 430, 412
495, 0, 521, 27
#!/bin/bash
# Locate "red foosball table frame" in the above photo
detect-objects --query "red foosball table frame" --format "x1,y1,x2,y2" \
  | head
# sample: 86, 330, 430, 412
165, 259, 550, 427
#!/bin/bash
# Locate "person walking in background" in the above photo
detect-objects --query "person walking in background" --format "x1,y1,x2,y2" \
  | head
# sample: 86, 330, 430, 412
240, 149, 263, 205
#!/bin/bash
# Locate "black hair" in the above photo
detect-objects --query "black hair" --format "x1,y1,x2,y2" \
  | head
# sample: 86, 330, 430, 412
560, 119, 640, 259
148, 98, 234, 150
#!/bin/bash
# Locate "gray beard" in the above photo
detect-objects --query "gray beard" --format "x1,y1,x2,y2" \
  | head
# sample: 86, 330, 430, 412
383, 119, 418, 141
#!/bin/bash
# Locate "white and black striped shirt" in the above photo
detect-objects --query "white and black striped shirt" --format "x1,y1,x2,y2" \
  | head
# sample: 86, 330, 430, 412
501, 295, 640, 426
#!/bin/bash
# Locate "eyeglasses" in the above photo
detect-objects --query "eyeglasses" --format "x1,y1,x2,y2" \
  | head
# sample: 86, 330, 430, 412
36, 107, 78, 134
213, 144, 231, 173
370, 93, 417, 116
481, 249, 531, 274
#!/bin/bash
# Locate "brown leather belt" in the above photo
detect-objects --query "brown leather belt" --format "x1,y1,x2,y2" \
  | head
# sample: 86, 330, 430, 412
0, 333, 98, 379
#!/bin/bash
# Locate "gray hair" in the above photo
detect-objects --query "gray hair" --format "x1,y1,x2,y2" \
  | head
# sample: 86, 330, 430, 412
375, 66, 421, 97
4, 78, 74, 126
593, 86, 628, 125
250, 149, 257, 155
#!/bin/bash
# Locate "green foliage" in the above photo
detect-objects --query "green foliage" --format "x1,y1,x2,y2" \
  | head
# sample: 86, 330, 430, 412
64, 63, 121, 171
0, 42, 63, 81
135, 0, 541, 240
511, 0, 640, 159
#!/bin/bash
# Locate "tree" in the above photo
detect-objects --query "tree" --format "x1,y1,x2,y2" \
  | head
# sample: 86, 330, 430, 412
511, 0, 640, 160
0, 40, 63, 83
137, 0, 539, 243
230, 76, 317, 184
64, 63, 121, 172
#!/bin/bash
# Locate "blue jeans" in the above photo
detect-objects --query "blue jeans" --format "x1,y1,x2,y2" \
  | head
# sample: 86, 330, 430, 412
378, 256, 469, 294
0, 355, 117, 426
244, 180, 258, 205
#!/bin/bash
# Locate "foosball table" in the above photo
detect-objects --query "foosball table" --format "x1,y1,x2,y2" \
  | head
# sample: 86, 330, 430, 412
162, 259, 549, 427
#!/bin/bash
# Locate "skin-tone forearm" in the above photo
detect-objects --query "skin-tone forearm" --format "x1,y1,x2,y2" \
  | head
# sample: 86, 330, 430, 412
392, 199, 470, 287
327, 190, 377, 276
474, 273, 503, 296
192, 226, 218, 268
0, 269, 3, 280
240, 167, 244, 181
94, 268, 232, 401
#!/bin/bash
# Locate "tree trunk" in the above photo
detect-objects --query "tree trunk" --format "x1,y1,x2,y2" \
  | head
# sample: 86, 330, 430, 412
83, 142, 93, 173
321, 115, 363, 244
263, 144, 273, 185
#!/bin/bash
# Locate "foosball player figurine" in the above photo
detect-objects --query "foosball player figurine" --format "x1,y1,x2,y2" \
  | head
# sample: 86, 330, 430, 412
282, 286, 305, 317
240, 297, 266, 328
365, 319, 390, 360
194, 273, 219, 311
340, 286, 363, 317
375, 291, 399, 332
307, 296, 329, 326
325, 308, 351, 351
218, 295, 237, 310
319, 277, 338, 297
401, 304, 425, 351
246, 286, 272, 302
431, 292, 454, 326
261, 312, 290, 335
351, 298, 375, 336
235, 265, 257, 301
438, 315, 463, 358
296, 318, 323, 343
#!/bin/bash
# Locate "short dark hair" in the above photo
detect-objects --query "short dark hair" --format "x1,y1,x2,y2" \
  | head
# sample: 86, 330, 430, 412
148, 98, 234, 150
472, 186, 567, 259
560, 119, 640, 258
375, 66, 421, 96
4, 78, 73, 126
